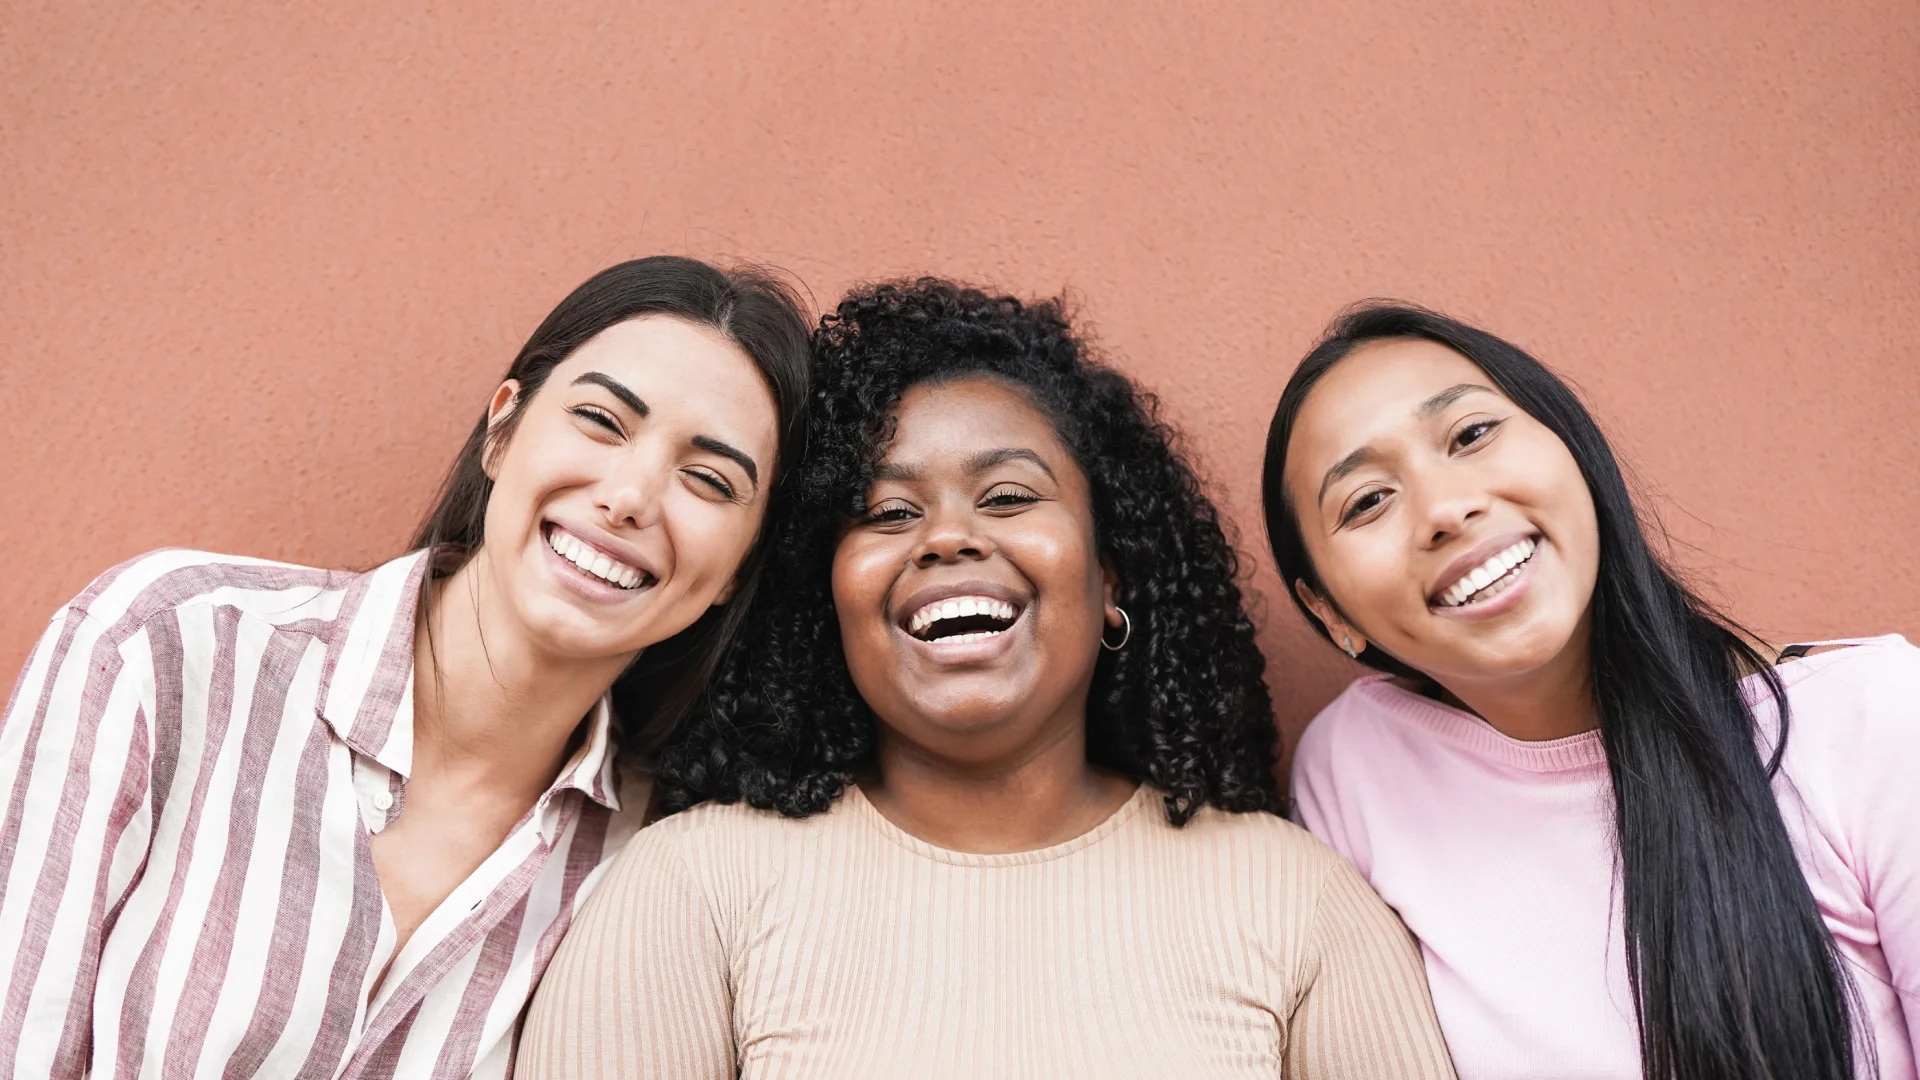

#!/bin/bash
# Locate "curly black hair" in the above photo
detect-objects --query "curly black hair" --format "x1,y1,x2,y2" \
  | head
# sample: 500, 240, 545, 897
654, 278, 1282, 825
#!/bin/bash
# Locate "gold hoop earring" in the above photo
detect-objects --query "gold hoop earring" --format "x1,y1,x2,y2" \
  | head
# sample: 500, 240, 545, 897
1101, 608, 1132, 652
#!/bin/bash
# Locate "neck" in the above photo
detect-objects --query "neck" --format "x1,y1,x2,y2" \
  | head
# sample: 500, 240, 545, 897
862, 705, 1137, 855
412, 551, 635, 802
1435, 618, 1600, 742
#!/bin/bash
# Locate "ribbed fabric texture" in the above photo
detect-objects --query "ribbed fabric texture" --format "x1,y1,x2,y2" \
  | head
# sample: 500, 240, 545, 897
1291, 636, 1920, 1079
519, 783, 1457, 1079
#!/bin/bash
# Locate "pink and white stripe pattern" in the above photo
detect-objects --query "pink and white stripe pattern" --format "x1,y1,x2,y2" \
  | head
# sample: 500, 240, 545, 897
0, 549, 646, 1079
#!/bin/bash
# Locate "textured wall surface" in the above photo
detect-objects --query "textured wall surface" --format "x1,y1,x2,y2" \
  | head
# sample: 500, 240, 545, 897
4, 1, 1916, 748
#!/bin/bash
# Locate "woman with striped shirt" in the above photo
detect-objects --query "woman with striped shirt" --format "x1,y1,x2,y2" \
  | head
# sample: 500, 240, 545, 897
0, 256, 812, 1078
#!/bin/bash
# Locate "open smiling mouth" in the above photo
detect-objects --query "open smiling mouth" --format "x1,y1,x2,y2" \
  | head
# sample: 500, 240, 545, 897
906, 595, 1023, 644
1434, 536, 1537, 609
546, 524, 655, 591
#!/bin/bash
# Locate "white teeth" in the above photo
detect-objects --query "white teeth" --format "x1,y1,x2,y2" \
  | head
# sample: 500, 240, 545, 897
547, 527, 647, 590
907, 595, 1021, 639
1439, 538, 1538, 608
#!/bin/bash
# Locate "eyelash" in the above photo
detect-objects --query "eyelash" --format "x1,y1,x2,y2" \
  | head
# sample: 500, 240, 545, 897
1453, 419, 1501, 450
1340, 489, 1387, 526
982, 485, 1038, 508
571, 405, 621, 434
688, 469, 738, 501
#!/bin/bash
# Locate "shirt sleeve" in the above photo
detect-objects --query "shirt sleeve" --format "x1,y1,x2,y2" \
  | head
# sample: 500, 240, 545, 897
1285, 854, 1457, 1079
1841, 646, 1920, 1056
516, 827, 735, 1080
0, 605, 157, 1078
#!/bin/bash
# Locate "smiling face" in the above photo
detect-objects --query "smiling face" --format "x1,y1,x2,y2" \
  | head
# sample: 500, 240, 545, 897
831, 376, 1119, 768
474, 314, 780, 665
1281, 338, 1600, 692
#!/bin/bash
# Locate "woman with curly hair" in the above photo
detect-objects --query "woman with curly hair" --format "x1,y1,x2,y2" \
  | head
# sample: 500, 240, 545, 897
520, 279, 1456, 1078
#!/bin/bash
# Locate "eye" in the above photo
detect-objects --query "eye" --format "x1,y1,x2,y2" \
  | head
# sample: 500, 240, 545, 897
685, 467, 738, 501
1340, 487, 1390, 526
570, 405, 622, 436
980, 484, 1039, 510
862, 499, 917, 525
1452, 418, 1502, 451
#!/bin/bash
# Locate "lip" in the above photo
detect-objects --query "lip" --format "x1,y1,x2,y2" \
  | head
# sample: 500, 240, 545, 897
1428, 535, 1545, 620
892, 578, 1031, 666
1428, 530, 1539, 605
542, 520, 661, 602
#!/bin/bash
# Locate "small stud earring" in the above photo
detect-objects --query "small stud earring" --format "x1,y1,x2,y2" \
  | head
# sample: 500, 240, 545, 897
1341, 634, 1359, 659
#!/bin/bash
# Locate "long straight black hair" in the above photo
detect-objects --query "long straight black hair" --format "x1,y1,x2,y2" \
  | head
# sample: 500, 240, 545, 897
1261, 303, 1860, 1080
411, 255, 813, 761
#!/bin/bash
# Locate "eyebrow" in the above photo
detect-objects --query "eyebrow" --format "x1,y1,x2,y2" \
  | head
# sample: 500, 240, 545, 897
965, 447, 1056, 480
870, 447, 1057, 486
1417, 382, 1495, 418
571, 372, 649, 417
1317, 447, 1377, 506
692, 435, 760, 488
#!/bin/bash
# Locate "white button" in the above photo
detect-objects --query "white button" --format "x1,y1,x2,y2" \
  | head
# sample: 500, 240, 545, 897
372, 790, 394, 811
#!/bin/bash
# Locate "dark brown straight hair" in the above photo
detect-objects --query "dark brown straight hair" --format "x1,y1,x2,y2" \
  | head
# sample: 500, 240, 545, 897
411, 255, 812, 761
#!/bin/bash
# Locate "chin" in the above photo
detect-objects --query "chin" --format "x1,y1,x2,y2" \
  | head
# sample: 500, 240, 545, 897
906, 698, 1034, 744
515, 597, 642, 662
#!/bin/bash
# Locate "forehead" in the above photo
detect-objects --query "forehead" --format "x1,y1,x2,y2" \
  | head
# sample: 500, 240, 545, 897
556, 315, 776, 430
883, 375, 1071, 464
560, 314, 754, 389
1287, 338, 1497, 459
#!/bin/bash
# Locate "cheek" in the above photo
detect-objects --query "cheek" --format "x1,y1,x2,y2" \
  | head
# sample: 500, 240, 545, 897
1007, 523, 1101, 603
1315, 532, 1419, 623
830, 540, 896, 633
671, 499, 765, 584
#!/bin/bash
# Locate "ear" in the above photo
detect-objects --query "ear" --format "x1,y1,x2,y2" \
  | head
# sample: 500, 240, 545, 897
1293, 578, 1368, 659
712, 575, 740, 606
1100, 555, 1123, 628
480, 380, 522, 481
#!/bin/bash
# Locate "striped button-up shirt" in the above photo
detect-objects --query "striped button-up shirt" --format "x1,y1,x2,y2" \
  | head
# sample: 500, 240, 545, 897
0, 549, 646, 1079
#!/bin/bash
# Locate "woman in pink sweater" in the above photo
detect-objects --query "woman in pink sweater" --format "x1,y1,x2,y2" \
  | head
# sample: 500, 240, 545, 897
1260, 302, 1918, 1080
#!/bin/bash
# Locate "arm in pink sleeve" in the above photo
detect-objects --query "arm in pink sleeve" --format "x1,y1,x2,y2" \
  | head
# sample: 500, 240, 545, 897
1846, 647, 1920, 1055
1289, 712, 1366, 874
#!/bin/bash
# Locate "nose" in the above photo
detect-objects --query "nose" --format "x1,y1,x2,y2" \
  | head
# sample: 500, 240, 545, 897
1411, 467, 1491, 548
594, 461, 668, 533
913, 502, 992, 567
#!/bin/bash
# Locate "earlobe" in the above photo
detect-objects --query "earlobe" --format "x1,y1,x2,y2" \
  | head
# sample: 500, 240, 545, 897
1293, 579, 1368, 659
1100, 557, 1121, 625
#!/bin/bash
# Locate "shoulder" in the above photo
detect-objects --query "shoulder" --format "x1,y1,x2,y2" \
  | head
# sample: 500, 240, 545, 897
65, 548, 355, 634
1290, 676, 1405, 783
1166, 804, 1349, 886
1776, 634, 1920, 753
619, 795, 848, 887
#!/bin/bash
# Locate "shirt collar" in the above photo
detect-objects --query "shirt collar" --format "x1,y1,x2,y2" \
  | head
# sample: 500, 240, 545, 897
552, 695, 624, 811
314, 550, 431, 773
312, 549, 622, 811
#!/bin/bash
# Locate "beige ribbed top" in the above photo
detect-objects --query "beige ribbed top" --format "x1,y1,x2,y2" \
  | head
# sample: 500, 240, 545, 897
519, 784, 1456, 1079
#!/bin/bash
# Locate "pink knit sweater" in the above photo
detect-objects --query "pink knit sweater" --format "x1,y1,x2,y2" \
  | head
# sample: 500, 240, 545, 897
1292, 635, 1920, 1080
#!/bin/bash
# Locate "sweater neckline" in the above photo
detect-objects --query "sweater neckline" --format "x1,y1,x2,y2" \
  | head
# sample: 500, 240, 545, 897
846, 782, 1153, 867
1352, 634, 1906, 774
1356, 677, 1609, 774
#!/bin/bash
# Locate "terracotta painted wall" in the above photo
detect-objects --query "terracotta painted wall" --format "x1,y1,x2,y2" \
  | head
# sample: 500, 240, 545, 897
4, 1, 1916, 746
